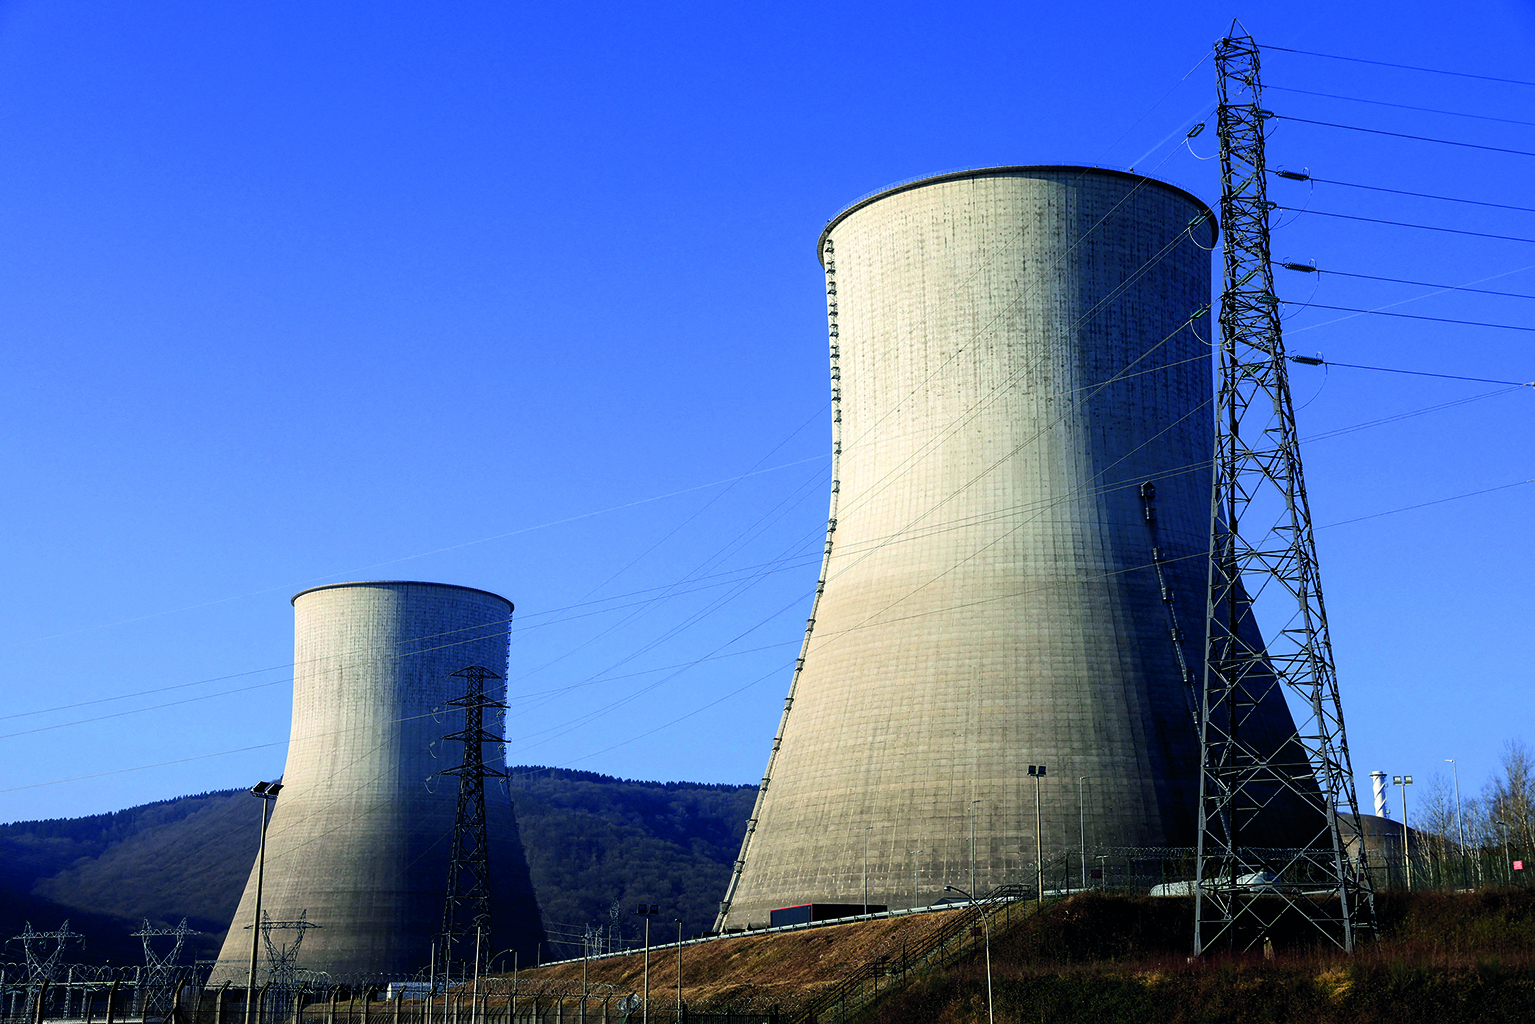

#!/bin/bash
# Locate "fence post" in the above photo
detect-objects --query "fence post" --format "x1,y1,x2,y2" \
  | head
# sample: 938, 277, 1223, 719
107, 979, 121, 1024
31, 980, 50, 1024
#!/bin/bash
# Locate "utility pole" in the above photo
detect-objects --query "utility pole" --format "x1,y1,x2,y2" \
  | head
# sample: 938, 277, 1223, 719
1196, 23, 1374, 955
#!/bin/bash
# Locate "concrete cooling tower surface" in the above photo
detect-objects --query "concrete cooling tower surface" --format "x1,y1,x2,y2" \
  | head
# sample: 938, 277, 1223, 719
717, 166, 1313, 930
211, 581, 544, 982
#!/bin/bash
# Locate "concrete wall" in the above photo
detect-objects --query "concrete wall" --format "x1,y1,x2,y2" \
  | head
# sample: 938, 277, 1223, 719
720, 167, 1310, 929
211, 581, 544, 981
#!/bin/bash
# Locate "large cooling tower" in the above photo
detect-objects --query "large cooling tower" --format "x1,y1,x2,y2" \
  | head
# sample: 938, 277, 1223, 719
718, 167, 1312, 930
211, 581, 544, 981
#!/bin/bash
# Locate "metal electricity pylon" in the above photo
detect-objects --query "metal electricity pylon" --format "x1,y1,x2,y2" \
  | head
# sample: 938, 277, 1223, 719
439, 664, 507, 976
1195, 26, 1375, 954
133, 918, 198, 1015
256, 909, 318, 1020
9, 921, 83, 983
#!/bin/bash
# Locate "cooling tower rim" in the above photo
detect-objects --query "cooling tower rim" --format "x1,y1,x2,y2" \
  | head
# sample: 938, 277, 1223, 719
291, 579, 513, 612
817, 164, 1218, 265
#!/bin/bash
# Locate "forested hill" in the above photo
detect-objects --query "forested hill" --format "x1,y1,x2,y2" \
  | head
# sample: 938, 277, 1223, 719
505, 767, 756, 959
0, 770, 755, 967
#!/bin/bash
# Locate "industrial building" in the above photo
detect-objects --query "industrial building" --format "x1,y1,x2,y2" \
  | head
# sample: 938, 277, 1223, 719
210, 581, 544, 982
718, 166, 1315, 930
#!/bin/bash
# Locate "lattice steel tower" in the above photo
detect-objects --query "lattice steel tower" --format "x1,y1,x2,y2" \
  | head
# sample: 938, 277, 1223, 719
440, 665, 506, 975
1195, 26, 1375, 954
133, 919, 197, 1016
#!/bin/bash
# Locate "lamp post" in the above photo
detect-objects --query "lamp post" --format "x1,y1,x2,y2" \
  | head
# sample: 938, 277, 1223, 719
1077, 776, 1093, 891
863, 826, 873, 916
944, 887, 992, 1024
970, 800, 981, 897
672, 919, 682, 1023
911, 850, 923, 910
1446, 759, 1469, 888
636, 903, 658, 1024
1393, 775, 1414, 889
1028, 765, 1046, 905
246, 781, 282, 1024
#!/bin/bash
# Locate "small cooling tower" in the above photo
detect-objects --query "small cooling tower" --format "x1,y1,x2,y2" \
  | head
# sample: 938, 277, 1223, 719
211, 581, 543, 981
718, 167, 1313, 929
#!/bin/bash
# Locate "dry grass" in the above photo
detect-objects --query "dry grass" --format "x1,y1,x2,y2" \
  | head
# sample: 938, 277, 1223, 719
498, 907, 971, 1006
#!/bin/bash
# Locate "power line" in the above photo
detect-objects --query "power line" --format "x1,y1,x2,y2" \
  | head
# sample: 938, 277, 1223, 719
6, 427, 1523, 797
0, 453, 828, 651
1306, 385, 1526, 441
1287, 356, 1533, 387
1322, 480, 1533, 529
1271, 170, 1535, 215
0, 743, 284, 793
1097, 48, 1213, 160
1275, 115, 1535, 158
1265, 85, 1535, 128
1277, 207, 1535, 245
1281, 301, 1535, 332
1261, 45, 1535, 88
1276, 263, 1535, 301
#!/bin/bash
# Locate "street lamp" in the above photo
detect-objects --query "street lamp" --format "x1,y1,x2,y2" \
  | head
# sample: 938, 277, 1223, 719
1028, 765, 1047, 906
672, 920, 683, 1023
970, 800, 981, 897
1077, 776, 1094, 891
943, 887, 992, 1024
636, 904, 658, 1024
1393, 775, 1413, 889
246, 781, 282, 1024
911, 850, 923, 910
1446, 759, 1469, 888
863, 826, 874, 916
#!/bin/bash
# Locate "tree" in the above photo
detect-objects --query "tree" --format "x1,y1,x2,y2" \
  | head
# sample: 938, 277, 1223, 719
1415, 773, 1456, 868
1486, 740, 1534, 860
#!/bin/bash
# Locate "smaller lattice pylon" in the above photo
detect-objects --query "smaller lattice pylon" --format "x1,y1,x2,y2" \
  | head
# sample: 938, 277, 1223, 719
249, 908, 319, 1024
132, 919, 198, 1014
9, 921, 84, 983
251, 910, 319, 988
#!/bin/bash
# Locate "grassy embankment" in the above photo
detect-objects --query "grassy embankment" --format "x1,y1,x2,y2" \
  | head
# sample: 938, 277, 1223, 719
866, 888, 1535, 1023
500, 889, 1535, 1022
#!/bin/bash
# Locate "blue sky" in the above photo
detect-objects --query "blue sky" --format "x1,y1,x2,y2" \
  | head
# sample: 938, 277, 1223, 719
1, 0, 1531, 825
